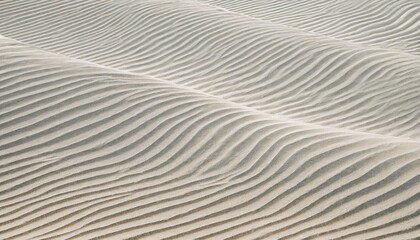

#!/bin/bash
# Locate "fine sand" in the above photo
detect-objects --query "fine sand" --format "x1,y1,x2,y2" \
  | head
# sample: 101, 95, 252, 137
0, 0, 420, 239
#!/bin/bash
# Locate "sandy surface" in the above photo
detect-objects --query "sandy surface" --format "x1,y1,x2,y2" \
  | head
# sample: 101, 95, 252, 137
0, 0, 419, 239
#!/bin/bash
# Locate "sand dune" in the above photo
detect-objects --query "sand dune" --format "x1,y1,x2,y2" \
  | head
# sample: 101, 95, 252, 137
198, 0, 420, 55
0, 0, 419, 239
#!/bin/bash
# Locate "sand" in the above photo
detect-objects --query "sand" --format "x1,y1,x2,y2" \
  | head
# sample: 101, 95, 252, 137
0, 0, 419, 239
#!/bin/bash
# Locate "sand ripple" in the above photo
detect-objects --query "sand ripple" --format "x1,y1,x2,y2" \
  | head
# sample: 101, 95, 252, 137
0, 1, 419, 239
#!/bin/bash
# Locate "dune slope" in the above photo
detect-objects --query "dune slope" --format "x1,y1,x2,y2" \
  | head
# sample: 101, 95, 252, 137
0, 1, 419, 239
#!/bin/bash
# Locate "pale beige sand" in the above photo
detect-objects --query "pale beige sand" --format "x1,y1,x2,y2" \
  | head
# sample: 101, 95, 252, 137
0, 0, 420, 239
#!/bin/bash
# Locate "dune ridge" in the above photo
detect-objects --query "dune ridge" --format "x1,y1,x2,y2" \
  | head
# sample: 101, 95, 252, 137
0, 1, 419, 239
1, 0, 419, 140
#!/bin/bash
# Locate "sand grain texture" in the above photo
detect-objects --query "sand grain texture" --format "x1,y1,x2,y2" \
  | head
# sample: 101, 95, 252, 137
0, 0, 419, 239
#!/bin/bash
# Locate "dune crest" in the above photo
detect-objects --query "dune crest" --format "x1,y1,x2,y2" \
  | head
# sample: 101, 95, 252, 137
0, 1, 419, 239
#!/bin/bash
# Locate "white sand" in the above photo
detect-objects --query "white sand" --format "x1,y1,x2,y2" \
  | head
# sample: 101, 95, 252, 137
0, 0, 419, 239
